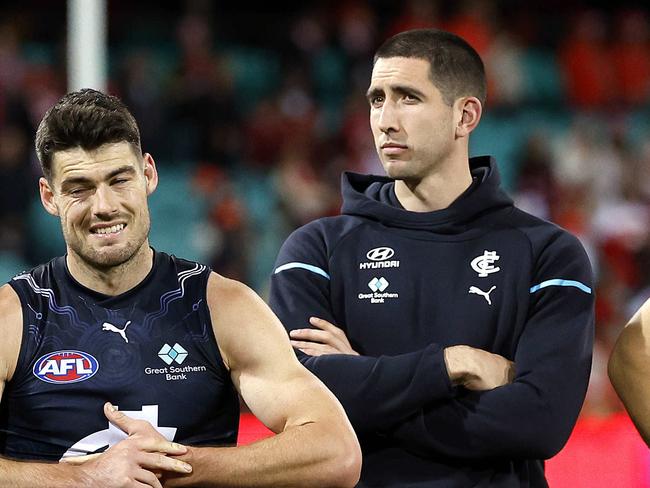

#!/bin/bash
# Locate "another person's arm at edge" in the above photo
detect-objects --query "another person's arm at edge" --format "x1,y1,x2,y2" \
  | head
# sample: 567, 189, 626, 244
609, 298, 650, 445
387, 232, 595, 460
268, 223, 455, 433
163, 272, 361, 487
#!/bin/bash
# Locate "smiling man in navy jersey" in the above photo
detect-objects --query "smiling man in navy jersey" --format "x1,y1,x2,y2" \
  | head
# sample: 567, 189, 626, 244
0, 88, 361, 487
270, 28, 595, 487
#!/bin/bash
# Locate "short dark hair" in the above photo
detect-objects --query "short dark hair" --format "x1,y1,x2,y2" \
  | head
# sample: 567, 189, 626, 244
35, 88, 142, 180
374, 28, 487, 107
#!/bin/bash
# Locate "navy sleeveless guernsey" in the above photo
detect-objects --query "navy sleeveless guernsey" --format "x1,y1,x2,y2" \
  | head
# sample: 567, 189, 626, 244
0, 251, 239, 461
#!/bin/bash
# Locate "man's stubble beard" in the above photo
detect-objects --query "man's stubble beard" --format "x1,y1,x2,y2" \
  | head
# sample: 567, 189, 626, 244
63, 213, 151, 271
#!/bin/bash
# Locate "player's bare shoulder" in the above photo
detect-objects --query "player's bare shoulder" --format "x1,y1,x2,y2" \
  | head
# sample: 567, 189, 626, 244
205, 272, 266, 332
205, 272, 294, 371
206, 271, 257, 308
0, 283, 23, 384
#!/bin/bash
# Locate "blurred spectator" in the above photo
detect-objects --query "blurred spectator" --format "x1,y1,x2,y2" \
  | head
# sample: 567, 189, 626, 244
335, 2, 378, 59
242, 98, 291, 169
559, 10, 616, 108
611, 9, 650, 106
443, 0, 496, 57
513, 132, 559, 220
0, 22, 28, 104
192, 164, 249, 282
637, 140, 650, 202
274, 140, 338, 229
166, 12, 241, 166
553, 115, 624, 202
385, 0, 440, 39
485, 26, 526, 107
117, 49, 166, 156
0, 124, 33, 258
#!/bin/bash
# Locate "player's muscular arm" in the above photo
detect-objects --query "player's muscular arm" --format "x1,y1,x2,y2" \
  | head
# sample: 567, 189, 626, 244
0, 285, 82, 487
609, 298, 650, 445
163, 273, 361, 488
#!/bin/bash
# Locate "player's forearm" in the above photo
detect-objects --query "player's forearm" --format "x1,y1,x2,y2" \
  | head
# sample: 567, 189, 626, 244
0, 457, 85, 488
163, 421, 361, 488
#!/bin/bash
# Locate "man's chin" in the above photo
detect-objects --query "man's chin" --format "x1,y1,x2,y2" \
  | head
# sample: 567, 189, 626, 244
384, 167, 414, 181
382, 160, 411, 178
78, 245, 137, 269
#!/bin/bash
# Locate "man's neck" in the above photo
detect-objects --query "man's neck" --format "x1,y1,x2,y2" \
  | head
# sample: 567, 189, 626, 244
66, 244, 154, 296
394, 160, 473, 213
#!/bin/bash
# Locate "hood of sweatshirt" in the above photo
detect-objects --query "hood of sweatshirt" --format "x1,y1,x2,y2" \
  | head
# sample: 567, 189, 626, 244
340, 156, 513, 233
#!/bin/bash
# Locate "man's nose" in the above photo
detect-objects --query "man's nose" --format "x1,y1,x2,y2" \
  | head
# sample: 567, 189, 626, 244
92, 184, 118, 216
377, 101, 400, 134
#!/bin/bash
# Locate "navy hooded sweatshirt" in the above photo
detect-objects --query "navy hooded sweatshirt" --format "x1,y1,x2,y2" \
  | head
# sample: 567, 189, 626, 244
269, 156, 594, 487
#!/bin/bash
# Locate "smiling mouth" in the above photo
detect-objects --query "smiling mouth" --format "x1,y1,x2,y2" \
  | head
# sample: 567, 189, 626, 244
91, 223, 126, 235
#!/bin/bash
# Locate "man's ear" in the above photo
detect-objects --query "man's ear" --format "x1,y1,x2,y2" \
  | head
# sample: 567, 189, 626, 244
142, 153, 159, 196
455, 97, 482, 138
39, 177, 59, 216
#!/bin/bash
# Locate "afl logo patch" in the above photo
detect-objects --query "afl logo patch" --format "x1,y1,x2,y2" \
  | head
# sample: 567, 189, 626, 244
33, 350, 99, 384
366, 247, 395, 261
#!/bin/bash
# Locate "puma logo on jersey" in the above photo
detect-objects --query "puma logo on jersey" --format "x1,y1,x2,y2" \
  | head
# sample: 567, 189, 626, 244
102, 321, 131, 343
469, 285, 497, 305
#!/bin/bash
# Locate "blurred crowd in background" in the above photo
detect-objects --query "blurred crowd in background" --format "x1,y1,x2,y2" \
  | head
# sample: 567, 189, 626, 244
1, 0, 650, 423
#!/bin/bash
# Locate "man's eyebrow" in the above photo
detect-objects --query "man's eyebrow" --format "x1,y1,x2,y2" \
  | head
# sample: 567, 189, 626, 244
60, 165, 137, 187
391, 84, 426, 99
60, 176, 92, 188
366, 85, 426, 101
106, 165, 137, 179
366, 87, 384, 101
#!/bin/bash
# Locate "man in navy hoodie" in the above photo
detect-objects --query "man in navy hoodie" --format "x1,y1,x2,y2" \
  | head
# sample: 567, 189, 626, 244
269, 28, 595, 487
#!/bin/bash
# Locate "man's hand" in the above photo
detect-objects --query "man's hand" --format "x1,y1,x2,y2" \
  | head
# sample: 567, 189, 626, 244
62, 403, 192, 487
444, 345, 515, 390
289, 317, 359, 356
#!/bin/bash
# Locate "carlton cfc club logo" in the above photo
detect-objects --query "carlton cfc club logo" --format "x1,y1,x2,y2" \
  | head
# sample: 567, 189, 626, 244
33, 350, 99, 384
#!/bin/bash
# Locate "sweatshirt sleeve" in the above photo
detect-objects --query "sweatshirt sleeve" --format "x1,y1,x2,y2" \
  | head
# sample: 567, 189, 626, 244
269, 222, 455, 433
388, 231, 595, 459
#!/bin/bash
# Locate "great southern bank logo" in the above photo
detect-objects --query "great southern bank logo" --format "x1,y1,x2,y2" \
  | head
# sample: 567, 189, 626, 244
359, 276, 399, 304
368, 277, 389, 292
33, 350, 99, 384
158, 343, 188, 365
145, 343, 207, 381
360, 246, 400, 270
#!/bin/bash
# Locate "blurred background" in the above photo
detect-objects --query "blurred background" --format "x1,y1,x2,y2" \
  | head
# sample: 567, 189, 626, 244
1, 0, 649, 485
